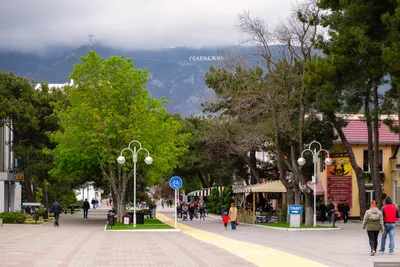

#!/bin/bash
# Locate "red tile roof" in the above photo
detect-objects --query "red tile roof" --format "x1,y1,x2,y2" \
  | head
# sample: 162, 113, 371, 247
336, 119, 400, 144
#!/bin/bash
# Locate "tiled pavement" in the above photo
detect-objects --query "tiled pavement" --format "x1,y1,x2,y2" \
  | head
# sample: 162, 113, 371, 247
0, 207, 254, 267
159, 207, 400, 267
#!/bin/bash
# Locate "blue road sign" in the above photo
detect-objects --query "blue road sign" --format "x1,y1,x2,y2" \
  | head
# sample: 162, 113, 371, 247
169, 176, 182, 190
288, 205, 302, 215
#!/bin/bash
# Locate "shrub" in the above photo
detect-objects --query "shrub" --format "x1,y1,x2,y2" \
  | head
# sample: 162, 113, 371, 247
15, 215, 26, 223
0, 212, 27, 224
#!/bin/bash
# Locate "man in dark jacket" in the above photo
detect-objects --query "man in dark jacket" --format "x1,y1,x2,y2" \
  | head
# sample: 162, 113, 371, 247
51, 200, 62, 227
83, 199, 90, 219
343, 200, 350, 223
379, 196, 399, 255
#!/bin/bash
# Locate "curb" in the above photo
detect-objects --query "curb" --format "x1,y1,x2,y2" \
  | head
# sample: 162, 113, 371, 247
206, 214, 340, 231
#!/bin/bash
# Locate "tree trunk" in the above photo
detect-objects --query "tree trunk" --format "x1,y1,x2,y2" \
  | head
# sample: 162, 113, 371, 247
295, 187, 302, 205
333, 115, 367, 220
41, 180, 49, 211
304, 192, 313, 226
286, 185, 294, 223
22, 156, 34, 202
248, 149, 259, 184
116, 195, 125, 222
198, 172, 210, 188
372, 82, 383, 207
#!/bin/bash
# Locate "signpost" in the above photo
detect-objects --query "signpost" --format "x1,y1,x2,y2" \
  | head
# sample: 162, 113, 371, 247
169, 176, 182, 229
288, 205, 302, 228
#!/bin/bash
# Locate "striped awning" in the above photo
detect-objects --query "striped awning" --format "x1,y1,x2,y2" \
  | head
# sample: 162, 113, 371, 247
187, 186, 225, 197
233, 181, 287, 193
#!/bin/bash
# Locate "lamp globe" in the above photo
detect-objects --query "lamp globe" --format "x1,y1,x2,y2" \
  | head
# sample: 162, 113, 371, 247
297, 157, 306, 166
144, 156, 153, 165
117, 156, 126, 164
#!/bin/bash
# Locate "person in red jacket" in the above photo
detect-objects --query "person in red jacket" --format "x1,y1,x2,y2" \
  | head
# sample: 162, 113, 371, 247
222, 212, 229, 230
379, 197, 400, 255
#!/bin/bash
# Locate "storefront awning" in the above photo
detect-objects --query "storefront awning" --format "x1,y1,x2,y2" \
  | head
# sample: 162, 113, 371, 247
307, 181, 325, 196
187, 186, 224, 197
233, 181, 287, 193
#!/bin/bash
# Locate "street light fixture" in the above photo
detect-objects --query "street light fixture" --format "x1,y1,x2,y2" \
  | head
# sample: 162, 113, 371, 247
298, 140, 333, 227
117, 140, 152, 228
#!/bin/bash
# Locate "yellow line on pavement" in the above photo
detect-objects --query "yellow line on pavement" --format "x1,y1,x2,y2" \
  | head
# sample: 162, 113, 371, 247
157, 213, 327, 267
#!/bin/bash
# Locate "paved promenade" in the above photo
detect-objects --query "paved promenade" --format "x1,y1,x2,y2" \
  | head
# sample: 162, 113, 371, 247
158, 207, 400, 267
0, 207, 253, 267
3, 205, 400, 267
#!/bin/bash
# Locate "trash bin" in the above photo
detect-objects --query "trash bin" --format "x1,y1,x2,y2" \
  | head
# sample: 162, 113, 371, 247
136, 212, 144, 224
127, 212, 133, 223
107, 214, 115, 226
127, 212, 144, 224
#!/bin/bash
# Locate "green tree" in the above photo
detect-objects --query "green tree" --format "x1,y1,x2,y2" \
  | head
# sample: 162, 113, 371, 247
0, 73, 65, 208
50, 52, 188, 220
310, 0, 399, 209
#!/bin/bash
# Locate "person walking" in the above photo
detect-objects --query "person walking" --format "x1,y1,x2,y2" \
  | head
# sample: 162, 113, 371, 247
51, 200, 63, 227
379, 196, 400, 255
319, 202, 327, 224
362, 200, 384, 256
343, 199, 350, 223
229, 203, 238, 230
327, 199, 334, 223
83, 198, 90, 219
221, 204, 226, 218
222, 212, 229, 230
91, 198, 96, 209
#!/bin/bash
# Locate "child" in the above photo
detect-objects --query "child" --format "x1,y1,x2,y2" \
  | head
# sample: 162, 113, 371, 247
222, 212, 229, 230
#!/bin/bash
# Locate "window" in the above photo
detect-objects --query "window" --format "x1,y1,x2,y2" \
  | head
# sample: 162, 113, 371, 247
363, 150, 383, 172
394, 180, 398, 205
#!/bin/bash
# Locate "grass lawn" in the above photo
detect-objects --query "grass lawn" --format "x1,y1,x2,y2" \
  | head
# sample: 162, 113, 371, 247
260, 222, 336, 228
106, 218, 174, 230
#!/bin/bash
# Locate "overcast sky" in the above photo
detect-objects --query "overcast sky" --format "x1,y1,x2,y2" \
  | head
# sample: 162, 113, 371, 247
0, 0, 295, 54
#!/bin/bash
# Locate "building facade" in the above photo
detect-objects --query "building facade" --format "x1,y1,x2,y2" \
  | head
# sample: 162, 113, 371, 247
318, 118, 400, 217
0, 119, 22, 213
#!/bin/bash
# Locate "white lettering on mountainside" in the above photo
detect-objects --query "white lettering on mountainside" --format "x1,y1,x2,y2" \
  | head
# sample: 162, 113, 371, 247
189, 56, 225, 61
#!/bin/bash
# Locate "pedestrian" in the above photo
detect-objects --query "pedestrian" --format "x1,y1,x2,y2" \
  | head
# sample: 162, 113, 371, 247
221, 204, 226, 218
51, 200, 63, 227
82, 198, 90, 219
343, 199, 350, 223
379, 196, 400, 255
327, 199, 334, 223
95, 199, 99, 208
229, 203, 238, 230
362, 200, 384, 256
339, 200, 344, 222
319, 202, 327, 224
91, 198, 96, 209
161, 198, 164, 209
222, 212, 229, 230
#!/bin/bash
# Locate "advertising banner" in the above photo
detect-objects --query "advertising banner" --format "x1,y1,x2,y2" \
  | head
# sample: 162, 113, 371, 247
327, 153, 352, 207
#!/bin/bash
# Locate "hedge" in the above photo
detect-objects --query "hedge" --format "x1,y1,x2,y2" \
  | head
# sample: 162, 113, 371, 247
0, 212, 27, 223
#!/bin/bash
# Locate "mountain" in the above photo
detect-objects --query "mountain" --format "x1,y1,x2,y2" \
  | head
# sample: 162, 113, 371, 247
0, 45, 243, 116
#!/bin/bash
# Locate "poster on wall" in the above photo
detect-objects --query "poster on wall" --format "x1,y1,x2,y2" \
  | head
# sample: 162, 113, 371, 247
327, 153, 352, 207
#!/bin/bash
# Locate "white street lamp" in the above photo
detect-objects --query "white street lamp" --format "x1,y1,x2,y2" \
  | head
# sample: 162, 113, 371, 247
298, 140, 333, 227
117, 140, 152, 228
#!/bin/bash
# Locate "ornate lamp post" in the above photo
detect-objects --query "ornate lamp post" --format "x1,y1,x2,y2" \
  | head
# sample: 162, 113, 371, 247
117, 140, 152, 228
297, 141, 333, 227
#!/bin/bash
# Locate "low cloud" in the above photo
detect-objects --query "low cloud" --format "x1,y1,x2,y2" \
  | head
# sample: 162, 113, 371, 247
0, 0, 294, 54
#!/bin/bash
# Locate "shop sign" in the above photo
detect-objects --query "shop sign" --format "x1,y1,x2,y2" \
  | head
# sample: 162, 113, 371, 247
327, 156, 352, 207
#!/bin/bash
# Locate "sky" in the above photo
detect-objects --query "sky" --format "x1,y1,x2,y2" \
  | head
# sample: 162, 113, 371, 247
0, 0, 295, 54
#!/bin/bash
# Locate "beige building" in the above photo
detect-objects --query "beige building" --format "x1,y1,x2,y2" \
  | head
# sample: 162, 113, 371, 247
318, 118, 400, 217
